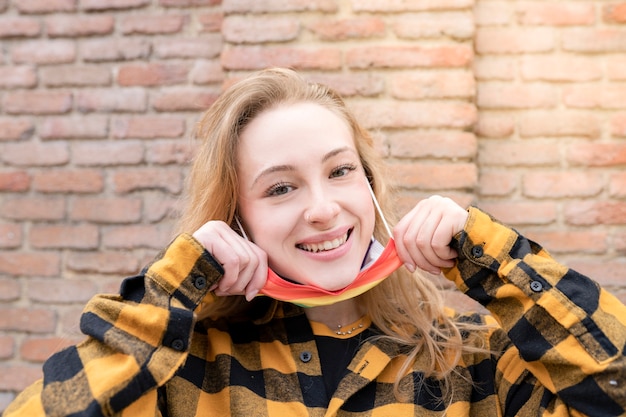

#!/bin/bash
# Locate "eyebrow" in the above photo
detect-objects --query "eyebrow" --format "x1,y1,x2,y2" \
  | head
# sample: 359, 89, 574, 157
251, 146, 356, 187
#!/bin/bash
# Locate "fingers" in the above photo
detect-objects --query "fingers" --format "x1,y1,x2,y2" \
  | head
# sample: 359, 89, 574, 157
192, 221, 267, 301
393, 196, 467, 275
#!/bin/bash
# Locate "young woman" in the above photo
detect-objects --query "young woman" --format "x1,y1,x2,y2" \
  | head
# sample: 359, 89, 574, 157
4, 68, 625, 417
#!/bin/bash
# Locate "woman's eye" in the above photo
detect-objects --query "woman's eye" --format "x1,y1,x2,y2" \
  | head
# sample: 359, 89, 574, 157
266, 182, 292, 196
330, 164, 357, 178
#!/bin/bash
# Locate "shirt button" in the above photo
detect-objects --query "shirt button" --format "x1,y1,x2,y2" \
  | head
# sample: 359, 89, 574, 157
530, 281, 543, 292
471, 245, 484, 258
193, 276, 207, 290
171, 339, 185, 351
299, 351, 312, 363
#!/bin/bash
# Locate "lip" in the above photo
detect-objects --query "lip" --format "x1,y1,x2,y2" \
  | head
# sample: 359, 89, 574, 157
296, 227, 353, 255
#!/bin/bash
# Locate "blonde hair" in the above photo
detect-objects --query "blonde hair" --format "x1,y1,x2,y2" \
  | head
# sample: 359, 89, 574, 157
178, 68, 488, 400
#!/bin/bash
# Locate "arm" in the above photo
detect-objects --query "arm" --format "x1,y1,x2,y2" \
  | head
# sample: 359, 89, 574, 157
446, 207, 626, 417
3, 234, 223, 417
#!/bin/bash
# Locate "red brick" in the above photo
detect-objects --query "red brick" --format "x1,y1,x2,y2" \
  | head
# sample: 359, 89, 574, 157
40, 116, 109, 140
0, 336, 14, 359
346, 45, 472, 69
611, 112, 626, 137
603, 3, 626, 23
222, 46, 342, 70
60, 307, 86, 335
476, 28, 555, 54
223, 0, 337, 13
154, 37, 222, 59
0, 197, 65, 221
0, 365, 42, 391
475, 114, 515, 138
0, 171, 30, 192
609, 172, 626, 197
350, 100, 476, 129
198, 12, 223, 32
11, 40, 76, 64
391, 71, 475, 99
1, 142, 70, 167
70, 197, 142, 223
32, 169, 104, 193
524, 230, 607, 254
223, 16, 300, 43
388, 131, 476, 159
479, 141, 560, 166
0, 250, 61, 274
478, 201, 557, 225
0, 224, 22, 249
20, 337, 82, 362
3, 91, 72, 115
521, 55, 602, 82
112, 116, 185, 139
103, 224, 175, 249
563, 85, 626, 109
0, 307, 56, 332
146, 140, 195, 165
28, 279, 98, 304
118, 63, 190, 86
309, 17, 385, 41
473, 57, 516, 80
389, 162, 477, 190
353, 0, 472, 12
568, 143, 626, 166
0, 119, 35, 141
474, 2, 515, 25
77, 88, 147, 113
152, 88, 219, 112
607, 56, 626, 80
81, 0, 150, 10
190, 61, 225, 85
566, 260, 626, 288
393, 12, 474, 40
0, 66, 37, 89
143, 196, 181, 222
565, 201, 626, 225
562, 28, 626, 53
308, 73, 385, 97
67, 251, 140, 274
14, 0, 76, 13
81, 39, 151, 62
0, 279, 20, 301
46, 15, 114, 37
519, 111, 601, 138
112, 168, 183, 194
477, 83, 557, 109
0, 17, 41, 38
72, 140, 145, 166
478, 170, 518, 197
523, 171, 604, 198
41, 66, 111, 87
121, 14, 186, 35
517, 3, 595, 26
161, 0, 219, 5
30, 224, 99, 250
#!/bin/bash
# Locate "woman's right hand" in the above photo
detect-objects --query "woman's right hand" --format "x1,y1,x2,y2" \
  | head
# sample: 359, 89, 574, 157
192, 221, 268, 301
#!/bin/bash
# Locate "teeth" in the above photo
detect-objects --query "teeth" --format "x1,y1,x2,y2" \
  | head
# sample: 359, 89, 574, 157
299, 233, 348, 253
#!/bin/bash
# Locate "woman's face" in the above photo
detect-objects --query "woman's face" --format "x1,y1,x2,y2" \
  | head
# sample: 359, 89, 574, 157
236, 102, 376, 290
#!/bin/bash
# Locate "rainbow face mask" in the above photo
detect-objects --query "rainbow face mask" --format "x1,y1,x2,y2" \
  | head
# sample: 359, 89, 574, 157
236, 179, 402, 307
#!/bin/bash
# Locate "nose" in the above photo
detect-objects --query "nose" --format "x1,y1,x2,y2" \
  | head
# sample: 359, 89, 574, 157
304, 187, 340, 226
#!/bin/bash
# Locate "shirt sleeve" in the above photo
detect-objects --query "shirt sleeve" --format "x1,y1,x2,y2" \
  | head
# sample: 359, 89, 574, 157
444, 206, 626, 417
3, 233, 223, 417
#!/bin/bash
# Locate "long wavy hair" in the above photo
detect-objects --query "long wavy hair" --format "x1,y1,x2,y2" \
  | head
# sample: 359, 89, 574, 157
177, 68, 488, 400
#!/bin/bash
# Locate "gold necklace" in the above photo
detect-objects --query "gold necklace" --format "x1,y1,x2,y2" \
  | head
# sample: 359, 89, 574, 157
336, 321, 364, 336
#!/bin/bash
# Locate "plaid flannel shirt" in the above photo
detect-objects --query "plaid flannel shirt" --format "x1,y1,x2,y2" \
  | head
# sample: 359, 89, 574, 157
4, 207, 626, 417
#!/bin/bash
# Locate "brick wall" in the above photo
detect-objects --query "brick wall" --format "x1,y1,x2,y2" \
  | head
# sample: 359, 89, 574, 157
0, 0, 625, 409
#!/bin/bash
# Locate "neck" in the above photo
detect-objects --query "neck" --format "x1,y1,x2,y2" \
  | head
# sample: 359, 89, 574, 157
303, 297, 364, 329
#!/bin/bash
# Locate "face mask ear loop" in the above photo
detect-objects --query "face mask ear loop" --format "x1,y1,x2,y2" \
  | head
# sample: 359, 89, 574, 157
234, 216, 250, 241
366, 179, 393, 240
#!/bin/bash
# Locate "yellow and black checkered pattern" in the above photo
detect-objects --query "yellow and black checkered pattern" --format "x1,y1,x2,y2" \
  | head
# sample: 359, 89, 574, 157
4, 208, 625, 417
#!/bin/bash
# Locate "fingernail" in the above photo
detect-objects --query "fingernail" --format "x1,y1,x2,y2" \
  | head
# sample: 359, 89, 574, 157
404, 263, 415, 273
245, 289, 259, 302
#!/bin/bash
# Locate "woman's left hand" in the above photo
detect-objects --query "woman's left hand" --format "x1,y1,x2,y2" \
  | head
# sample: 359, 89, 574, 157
393, 195, 468, 275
